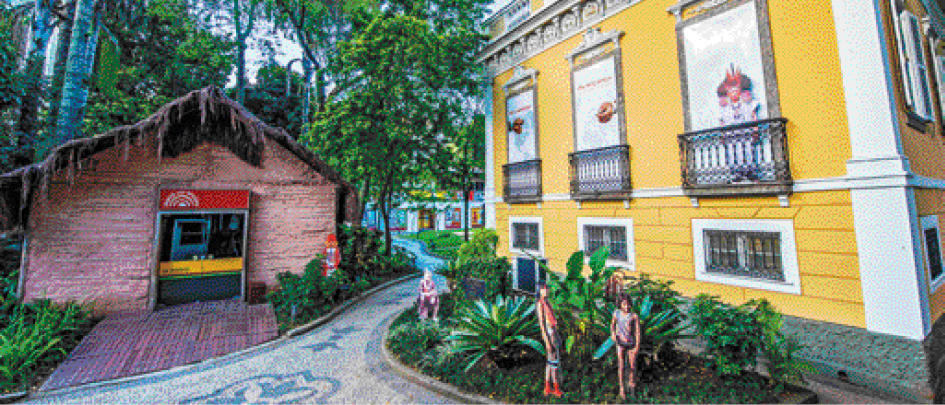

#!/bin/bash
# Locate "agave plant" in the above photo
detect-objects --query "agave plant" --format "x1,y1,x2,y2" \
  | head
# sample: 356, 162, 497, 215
444, 295, 546, 372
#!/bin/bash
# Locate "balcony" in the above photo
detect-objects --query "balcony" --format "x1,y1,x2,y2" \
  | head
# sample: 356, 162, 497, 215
678, 118, 792, 197
569, 145, 632, 200
503, 159, 542, 203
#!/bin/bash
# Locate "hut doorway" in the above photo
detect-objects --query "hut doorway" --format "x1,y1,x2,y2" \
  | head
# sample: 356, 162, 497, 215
156, 212, 248, 306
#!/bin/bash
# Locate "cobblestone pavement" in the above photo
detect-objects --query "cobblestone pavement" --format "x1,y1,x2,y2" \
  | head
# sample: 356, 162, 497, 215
23, 239, 449, 404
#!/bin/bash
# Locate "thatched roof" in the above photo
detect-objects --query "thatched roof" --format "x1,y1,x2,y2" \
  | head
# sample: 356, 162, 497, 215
0, 86, 358, 232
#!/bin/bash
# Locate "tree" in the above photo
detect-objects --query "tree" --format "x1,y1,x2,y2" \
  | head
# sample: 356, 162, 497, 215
81, 0, 235, 135
15, 0, 54, 147
305, 3, 487, 255
51, 0, 100, 152
430, 112, 485, 241
240, 62, 306, 137
0, 1, 38, 170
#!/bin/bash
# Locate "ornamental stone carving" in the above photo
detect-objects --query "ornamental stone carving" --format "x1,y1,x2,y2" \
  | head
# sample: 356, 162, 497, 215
527, 33, 541, 53
512, 41, 525, 58
499, 51, 511, 66
561, 12, 578, 32
583, 1, 601, 20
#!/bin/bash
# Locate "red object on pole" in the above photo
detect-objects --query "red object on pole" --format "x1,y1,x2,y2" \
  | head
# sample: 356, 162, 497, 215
323, 234, 340, 277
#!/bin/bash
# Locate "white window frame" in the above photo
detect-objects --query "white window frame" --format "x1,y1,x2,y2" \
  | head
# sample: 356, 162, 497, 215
932, 37, 945, 120
893, 6, 935, 120
509, 216, 544, 257
577, 217, 635, 270
509, 216, 545, 293
692, 219, 801, 295
921, 215, 945, 292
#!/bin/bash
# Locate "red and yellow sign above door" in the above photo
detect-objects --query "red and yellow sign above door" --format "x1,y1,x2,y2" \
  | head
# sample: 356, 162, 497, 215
159, 189, 250, 210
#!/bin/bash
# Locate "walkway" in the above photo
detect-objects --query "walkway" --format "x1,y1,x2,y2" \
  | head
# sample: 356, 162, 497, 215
24, 239, 449, 404
41, 298, 278, 391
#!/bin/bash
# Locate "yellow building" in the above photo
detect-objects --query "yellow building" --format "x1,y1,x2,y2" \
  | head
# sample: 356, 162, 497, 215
477, 0, 945, 340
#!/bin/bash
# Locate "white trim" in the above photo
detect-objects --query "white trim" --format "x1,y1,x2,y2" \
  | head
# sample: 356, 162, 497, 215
485, 82, 497, 230
508, 216, 544, 257
921, 215, 945, 292
692, 218, 801, 295
576, 217, 635, 270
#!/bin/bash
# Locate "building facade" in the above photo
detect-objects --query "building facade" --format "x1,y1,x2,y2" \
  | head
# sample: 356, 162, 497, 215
363, 185, 487, 233
479, 0, 945, 340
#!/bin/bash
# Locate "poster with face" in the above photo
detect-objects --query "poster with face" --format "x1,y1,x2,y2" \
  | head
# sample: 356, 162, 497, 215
506, 89, 537, 163
573, 57, 621, 151
683, 2, 768, 131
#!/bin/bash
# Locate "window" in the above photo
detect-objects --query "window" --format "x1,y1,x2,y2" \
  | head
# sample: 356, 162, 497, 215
509, 216, 543, 255
922, 215, 945, 291
704, 230, 782, 281
577, 217, 635, 268
512, 222, 540, 251
893, 5, 934, 120
932, 38, 945, 122
692, 219, 800, 294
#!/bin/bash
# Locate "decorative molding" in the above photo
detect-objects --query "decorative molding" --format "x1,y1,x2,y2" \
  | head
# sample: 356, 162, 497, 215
502, 65, 539, 94
778, 194, 789, 207
565, 28, 624, 64
690, 197, 699, 207
667, 0, 735, 21
478, 0, 642, 77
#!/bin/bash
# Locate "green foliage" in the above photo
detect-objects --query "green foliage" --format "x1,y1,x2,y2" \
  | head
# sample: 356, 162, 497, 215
439, 257, 510, 304
535, 248, 615, 360
594, 274, 694, 364
0, 297, 92, 392
689, 294, 812, 387
455, 228, 498, 265
83, 0, 235, 135
444, 295, 545, 372
268, 227, 419, 331
388, 319, 452, 366
240, 63, 307, 137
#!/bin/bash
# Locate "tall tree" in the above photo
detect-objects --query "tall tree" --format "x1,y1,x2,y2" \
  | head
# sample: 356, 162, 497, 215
188, 0, 266, 105
430, 111, 486, 241
50, 0, 99, 153
240, 62, 306, 136
306, 3, 487, 254
15, 0, 54, 147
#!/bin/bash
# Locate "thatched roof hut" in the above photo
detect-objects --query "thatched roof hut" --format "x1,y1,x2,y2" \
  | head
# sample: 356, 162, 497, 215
0, 86, 358, 233
3, 87, 360, 313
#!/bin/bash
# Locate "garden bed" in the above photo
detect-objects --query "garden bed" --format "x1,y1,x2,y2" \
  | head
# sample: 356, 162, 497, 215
401, 230, 465, 261
385, 302, 817, 404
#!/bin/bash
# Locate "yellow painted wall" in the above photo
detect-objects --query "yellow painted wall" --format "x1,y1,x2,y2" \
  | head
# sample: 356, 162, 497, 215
488, 0, 866, 327
881, 0, 945, 181
495, 191, 864, 327
915, 188, 945, 321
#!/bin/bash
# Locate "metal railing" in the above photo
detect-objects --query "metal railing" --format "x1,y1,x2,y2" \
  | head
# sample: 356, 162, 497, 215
569, 145, 631, 199
503, 159, 542, 203
678, 118, 792, 196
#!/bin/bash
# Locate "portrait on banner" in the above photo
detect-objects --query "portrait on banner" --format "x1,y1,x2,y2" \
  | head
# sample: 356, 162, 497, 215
573, 57, 621, 151
682, 2, 768, 131
506, 89, 537, 163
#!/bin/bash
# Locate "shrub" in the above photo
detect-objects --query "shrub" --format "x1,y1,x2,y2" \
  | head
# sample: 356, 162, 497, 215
456, 229, 498, 265
444, 295, 545, 372
689, 294, 812, 387
440, 257, 510, 303
388, 319, 452, 366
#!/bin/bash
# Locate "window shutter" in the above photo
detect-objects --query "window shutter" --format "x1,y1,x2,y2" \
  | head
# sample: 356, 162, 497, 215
896, 8, 917, 109
908, 14, 934, 118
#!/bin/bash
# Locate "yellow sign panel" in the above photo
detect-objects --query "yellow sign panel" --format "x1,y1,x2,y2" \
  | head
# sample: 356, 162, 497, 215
159, 257, 242, 278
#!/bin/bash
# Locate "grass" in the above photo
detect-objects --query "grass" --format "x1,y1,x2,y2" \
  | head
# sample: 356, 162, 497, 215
386, 304, 798, 404
401, 230, 466, 261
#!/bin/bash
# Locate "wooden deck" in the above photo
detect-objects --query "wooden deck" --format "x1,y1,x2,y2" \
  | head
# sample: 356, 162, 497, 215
40, 298, 279, 391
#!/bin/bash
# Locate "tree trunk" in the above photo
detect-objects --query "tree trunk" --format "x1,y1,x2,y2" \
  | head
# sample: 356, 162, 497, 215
53, 0, 100, 152
357, 174, 372, 228
44, 0, 75, 143
301, 54, 313, 130
234, 0, 245, 104
463, 179, 470, 242
16, 0, 54, 147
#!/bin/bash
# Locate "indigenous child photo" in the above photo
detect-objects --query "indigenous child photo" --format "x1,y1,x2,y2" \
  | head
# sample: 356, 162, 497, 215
611, 292, 641, 399
536, 282, 563, 398
418, 270, 440, 321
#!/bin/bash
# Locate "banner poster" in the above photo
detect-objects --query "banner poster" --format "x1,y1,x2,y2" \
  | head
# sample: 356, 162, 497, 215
573, 57, 621, 151
683, 2, 768, 131
506, 89, 537, 163
471, 207, 484, 227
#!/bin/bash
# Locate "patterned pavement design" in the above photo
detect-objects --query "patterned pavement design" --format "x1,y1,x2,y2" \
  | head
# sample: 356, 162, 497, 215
40, 298, 278, 392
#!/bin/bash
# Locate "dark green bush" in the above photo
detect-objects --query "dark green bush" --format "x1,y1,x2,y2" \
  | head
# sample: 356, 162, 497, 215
688, 294, 812, 389
455, 228, 498, 265
439, 257, 510, 303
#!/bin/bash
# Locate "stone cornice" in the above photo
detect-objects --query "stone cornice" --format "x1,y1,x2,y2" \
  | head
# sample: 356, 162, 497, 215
476, 0, 643, 78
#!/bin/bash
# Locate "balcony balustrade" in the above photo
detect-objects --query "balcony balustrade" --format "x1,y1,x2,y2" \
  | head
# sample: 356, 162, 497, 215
678, 118, 792, 197
503, 159, 542, 203
568, 145, 632, 200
